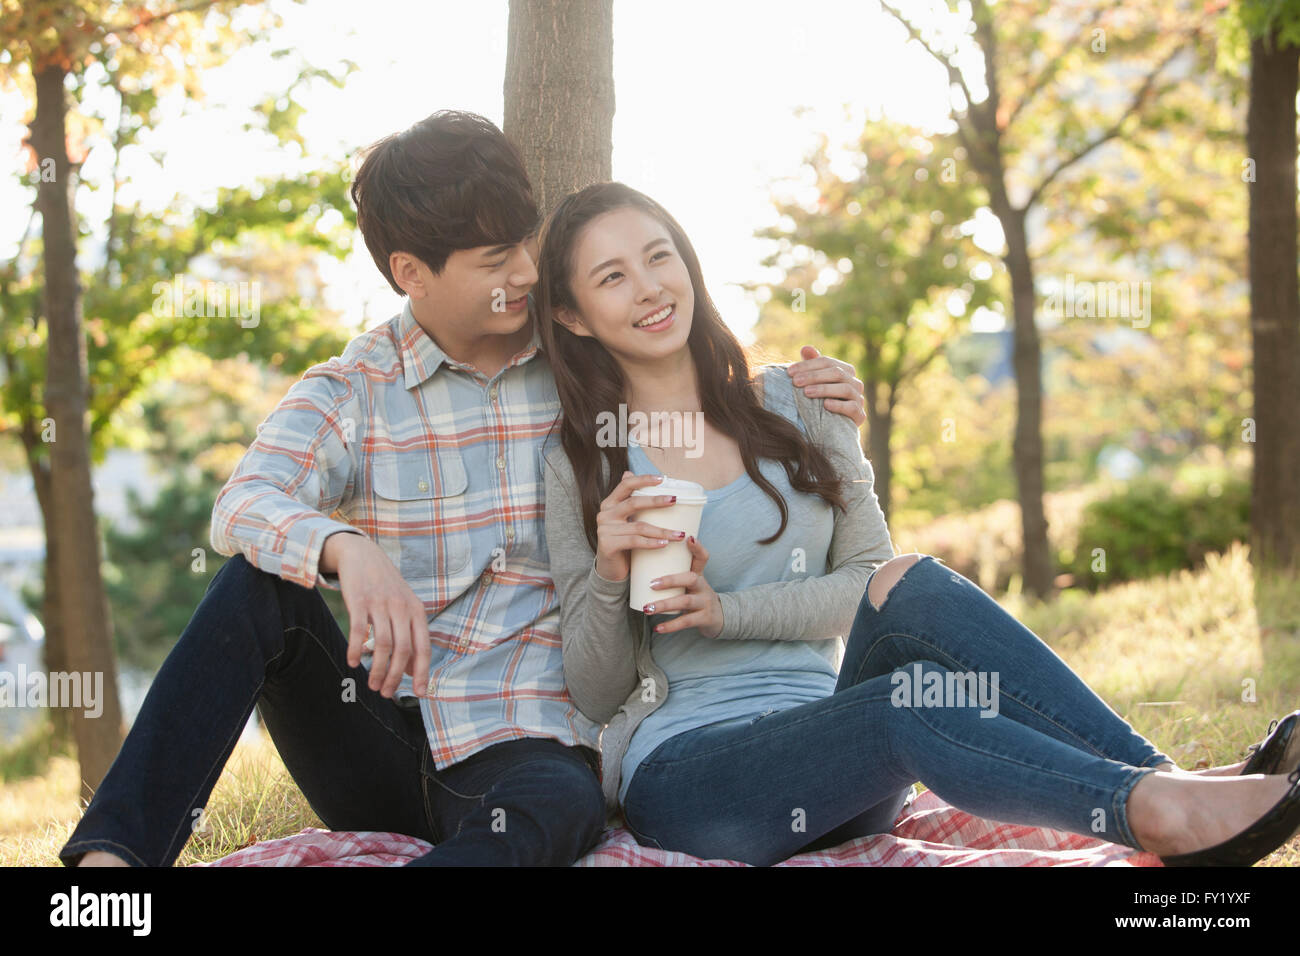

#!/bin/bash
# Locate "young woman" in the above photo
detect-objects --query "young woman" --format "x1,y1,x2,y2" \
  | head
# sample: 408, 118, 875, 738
535, 181, 1300, 867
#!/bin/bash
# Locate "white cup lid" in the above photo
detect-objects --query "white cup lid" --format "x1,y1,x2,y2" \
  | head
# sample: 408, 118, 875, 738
630, 475, 708, 504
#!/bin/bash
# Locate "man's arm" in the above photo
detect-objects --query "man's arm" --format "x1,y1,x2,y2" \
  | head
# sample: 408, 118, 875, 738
786, 344, 866, 427
210, 365, 431, 698
209, 365, 363, 591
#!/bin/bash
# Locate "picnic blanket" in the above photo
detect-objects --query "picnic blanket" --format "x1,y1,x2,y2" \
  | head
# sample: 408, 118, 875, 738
194, 789, 1162, 867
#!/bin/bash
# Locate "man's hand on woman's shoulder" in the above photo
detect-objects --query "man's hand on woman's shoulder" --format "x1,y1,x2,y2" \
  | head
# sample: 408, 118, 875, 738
785, 345, 866, 427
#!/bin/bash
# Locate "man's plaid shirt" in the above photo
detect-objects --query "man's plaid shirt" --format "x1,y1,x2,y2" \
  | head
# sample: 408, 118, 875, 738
210, 299, 602, 768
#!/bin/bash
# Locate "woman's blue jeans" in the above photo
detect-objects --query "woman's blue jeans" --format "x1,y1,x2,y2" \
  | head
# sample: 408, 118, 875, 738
620, 555, 1171, 866
57, 554, 606, 867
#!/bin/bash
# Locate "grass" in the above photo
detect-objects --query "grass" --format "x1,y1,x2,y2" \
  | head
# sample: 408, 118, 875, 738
3, 540, 1298, 866
0, 726, 323, 867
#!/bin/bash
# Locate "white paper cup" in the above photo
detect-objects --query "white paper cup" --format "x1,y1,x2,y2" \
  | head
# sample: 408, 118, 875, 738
628, 477, 708, 612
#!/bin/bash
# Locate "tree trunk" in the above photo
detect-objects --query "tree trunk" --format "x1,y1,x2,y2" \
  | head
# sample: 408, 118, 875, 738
31, 63, 125, 801
503, 0, 614, 218
996, 204, 1053, 598
28, 458, 73, 746
864, 375, 893, 523
1246, 31, 1300, 572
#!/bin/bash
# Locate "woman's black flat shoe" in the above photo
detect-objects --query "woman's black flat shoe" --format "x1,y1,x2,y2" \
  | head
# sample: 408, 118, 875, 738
1160, 766, 1300, 867
1241, 710, 1300, 776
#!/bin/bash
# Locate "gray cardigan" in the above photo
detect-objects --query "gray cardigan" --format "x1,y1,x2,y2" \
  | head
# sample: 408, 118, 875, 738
541, 364, 896, 810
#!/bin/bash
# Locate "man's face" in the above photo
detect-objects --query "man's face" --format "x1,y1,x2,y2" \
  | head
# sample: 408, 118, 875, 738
410, 233, 540, 343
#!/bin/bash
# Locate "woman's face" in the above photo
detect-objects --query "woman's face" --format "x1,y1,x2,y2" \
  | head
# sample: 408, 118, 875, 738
558, 206, 695, 365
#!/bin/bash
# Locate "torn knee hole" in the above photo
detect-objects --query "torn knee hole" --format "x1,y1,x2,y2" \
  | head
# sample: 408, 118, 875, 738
867, 554, 924, 611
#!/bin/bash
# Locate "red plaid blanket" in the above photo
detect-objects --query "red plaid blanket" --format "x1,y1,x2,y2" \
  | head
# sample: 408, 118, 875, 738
194, 789, 1162, 867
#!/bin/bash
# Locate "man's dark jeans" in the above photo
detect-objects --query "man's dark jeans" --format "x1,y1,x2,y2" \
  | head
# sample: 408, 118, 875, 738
58, 554, 607, 867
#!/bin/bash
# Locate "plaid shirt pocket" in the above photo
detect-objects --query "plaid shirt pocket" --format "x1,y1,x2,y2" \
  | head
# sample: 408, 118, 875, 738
369, 451, 473, 588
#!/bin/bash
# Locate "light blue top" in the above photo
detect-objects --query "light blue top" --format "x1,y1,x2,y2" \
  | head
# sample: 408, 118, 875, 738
617, 369, 839, 803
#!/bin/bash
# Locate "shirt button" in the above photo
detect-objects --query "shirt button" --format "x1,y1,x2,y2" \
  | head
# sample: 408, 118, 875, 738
505, 527, 515, 541
489, 385, 498, 401
496, 455, 505, 470
417, 479, 429, 492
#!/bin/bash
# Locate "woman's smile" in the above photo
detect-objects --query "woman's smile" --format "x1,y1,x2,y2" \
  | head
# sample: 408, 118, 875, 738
555, 206, 696, 357
633, 305, 675, 331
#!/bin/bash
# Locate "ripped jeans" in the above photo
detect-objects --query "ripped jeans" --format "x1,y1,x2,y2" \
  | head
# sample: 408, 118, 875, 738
619, 555, 1171, 865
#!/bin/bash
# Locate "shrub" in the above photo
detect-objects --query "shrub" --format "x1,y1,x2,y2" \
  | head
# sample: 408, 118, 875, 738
1069, 476, 1249, 589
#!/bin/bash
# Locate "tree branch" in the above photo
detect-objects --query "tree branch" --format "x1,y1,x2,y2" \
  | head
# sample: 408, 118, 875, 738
0, 342, 43, 461
90, 331, 184, 434
970, 0, 1001, 136
97, 0, 222, 39
1024, 26, 1201, 210
898, 336, 948, 385
881, 1, 1009, 184
1003, 1, 1118, 132
100, 73, 129, 289
879, 2, 979, 131
3, 205, 39, 278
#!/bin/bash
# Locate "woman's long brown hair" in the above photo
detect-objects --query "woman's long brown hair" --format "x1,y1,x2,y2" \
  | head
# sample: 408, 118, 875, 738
534, 181, 847, 553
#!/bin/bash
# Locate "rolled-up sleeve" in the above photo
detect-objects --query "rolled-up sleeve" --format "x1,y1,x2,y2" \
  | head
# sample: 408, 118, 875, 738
210, 365, 365, 590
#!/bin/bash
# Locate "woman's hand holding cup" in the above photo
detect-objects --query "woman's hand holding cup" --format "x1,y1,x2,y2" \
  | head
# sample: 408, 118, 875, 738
643, 535, 723, 639
621, 475, 708, 615
593, 471, 683, 582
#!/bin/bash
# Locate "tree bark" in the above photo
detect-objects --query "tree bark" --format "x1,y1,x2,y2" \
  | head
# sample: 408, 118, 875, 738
503, 0, 614, 218
28, 458, 72, 746
1246, 30, 1300, 572
13, 398, 73, 746
995, 202, 1053, 598
31, 63, 125, 801
968, 0, 1052, 599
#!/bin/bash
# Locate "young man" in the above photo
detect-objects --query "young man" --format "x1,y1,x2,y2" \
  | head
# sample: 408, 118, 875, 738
62, 110, 868, 867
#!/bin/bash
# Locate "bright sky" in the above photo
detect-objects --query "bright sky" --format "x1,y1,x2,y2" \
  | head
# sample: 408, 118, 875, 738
0, 0, 985, 343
